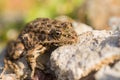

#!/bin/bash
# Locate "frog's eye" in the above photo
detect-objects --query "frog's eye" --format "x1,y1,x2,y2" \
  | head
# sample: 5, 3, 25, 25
50, 29, 62, 38
55, 30, 62, 36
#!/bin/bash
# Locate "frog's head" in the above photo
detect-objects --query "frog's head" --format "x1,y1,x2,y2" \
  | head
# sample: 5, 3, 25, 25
25, 18, 78, 46
7, 40, 25, 60
38, 19, 78, 46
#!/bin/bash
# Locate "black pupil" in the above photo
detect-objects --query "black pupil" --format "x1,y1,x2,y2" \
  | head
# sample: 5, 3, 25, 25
50, 29, 61, 38
56, 31, 61, 35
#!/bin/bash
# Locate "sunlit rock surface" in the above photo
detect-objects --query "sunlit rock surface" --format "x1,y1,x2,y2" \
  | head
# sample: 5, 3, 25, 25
95, 60, 120, 80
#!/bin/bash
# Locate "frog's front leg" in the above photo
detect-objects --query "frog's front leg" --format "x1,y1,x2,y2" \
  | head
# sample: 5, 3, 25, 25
26, 44, 46, 79
0, 58, 9, 78
0, 58, 17, 78
0, 58, 22, 79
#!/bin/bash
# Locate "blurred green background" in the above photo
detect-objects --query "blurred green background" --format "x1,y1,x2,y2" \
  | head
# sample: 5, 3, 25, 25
0, 0, 84, 51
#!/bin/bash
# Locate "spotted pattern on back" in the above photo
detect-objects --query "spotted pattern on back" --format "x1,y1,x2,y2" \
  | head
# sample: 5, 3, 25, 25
18, 18, 78, 50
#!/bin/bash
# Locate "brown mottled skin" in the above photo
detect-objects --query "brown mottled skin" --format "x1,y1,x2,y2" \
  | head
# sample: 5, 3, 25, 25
1, 18, 78, 79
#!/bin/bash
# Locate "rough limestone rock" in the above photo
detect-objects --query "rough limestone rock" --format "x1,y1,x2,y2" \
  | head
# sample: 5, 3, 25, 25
95, 60, 120, 80
73, 22, 93, 35
50, 30, 120, 80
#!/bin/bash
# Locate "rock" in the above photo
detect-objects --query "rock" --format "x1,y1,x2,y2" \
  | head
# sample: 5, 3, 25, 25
108, 16, 120, 31
50, 30, 120, 80
95, 60, 120, 80
1, 74, 17, 80
73, 22, 93, 35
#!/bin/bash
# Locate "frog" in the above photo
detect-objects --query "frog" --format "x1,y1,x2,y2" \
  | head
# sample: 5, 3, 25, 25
1, 17, 78, 79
